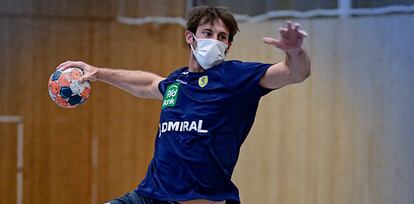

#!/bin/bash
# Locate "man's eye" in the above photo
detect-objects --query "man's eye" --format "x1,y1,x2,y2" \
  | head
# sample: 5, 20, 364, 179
203, 32, 212, 37
219, 35, 228, 41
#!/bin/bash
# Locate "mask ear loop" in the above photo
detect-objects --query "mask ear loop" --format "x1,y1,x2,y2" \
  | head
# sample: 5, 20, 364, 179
192, 33, 197, 41
190, 33, 197, 52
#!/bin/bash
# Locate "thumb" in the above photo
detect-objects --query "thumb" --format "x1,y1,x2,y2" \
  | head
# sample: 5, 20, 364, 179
263, 37, 284, 49
263, 37, 277, 45
79, 75, 91, 83
79, 76, 86, 83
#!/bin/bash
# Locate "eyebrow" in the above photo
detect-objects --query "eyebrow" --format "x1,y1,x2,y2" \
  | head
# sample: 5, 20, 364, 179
202, 28, 228, 36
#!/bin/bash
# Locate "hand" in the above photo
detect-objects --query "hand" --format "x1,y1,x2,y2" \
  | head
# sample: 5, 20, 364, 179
263, 21, 308, 55
56, 61, 99, 82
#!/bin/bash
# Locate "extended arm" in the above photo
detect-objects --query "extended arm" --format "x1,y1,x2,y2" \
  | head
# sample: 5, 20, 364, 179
57, 61, 164, 100
260, 21, 311, 89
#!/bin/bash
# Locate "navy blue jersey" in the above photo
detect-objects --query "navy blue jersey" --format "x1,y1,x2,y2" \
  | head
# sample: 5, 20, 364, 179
136, 60, 273, 202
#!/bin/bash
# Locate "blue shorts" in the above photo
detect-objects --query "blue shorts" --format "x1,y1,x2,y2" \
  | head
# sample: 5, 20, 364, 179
108, 191, 179, 204
108, 191, 239, 204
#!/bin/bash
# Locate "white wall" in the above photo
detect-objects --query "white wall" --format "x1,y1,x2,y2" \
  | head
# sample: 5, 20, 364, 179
229, 14, 414, 204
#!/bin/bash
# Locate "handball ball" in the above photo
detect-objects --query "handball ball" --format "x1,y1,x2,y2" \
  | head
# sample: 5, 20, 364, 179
48, 67, 91, 108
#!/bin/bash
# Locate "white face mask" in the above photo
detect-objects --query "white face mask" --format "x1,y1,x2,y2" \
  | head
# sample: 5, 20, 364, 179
190, 34, 228, 70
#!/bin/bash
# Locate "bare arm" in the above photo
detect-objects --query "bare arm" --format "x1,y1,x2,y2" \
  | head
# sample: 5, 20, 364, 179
260, 21, 311, 89
57, 61, 165, 100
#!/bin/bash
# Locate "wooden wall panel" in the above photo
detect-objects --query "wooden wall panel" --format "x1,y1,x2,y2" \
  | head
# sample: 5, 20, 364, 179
121, 0, 186, 17
89, 22, 188, 202
2, 1, 413, 204
0, 123, 17, 204
0, 0, 187, 204
5, 18, 95, 204
0, 0, 184, 18
229, 14, 414, 204
0, 0, 117, 18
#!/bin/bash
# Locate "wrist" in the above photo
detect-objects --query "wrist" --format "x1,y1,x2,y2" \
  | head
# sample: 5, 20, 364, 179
286, 47, 304, 56
95, 67, 104, 81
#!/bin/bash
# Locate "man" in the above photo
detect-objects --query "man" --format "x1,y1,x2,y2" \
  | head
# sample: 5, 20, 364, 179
58, 6, 310, 204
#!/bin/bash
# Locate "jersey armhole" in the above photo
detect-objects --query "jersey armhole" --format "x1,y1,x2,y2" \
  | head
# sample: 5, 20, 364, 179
158, 79, 166, 96
257, 65, 277, 96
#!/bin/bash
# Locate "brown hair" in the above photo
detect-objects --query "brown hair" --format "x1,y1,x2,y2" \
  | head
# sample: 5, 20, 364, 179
185, 6, 239, 42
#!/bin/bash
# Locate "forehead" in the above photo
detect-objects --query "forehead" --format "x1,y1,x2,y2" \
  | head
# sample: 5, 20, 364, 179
197, 18, 229, 34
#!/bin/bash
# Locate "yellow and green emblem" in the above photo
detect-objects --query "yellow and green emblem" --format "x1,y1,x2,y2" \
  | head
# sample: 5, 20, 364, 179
198, 76, 208, 88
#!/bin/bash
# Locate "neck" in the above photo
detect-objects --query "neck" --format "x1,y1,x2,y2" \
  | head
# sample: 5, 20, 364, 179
188, 53, 205, 73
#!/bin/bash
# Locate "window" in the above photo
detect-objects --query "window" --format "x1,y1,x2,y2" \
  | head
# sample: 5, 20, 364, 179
353, 0, 414, 8
194, 0, 337, 16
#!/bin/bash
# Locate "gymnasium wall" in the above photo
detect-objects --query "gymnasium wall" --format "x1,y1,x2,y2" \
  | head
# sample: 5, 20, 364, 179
1, 0, 414, 204
0, 0, 188, 203
230, 15, 414, 204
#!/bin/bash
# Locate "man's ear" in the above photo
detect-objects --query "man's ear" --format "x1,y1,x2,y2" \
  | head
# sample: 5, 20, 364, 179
184, 30, 194, 44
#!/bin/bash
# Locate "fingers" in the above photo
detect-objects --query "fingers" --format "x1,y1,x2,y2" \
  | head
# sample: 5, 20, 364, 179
299, 30, 308, 37
279, 28, 289, 38
281, 21, 308, 38
293, 22, 300, 31
56, 61, 86, 71
294, 23, 299, 31
287, 21, 300, 31
56, 61, 98, 83
287, 21, 293, 30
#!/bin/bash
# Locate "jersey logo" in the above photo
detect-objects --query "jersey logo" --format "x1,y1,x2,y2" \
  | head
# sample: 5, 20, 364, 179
198, 76, 208, 88
158, 120, 208, 137
162, 83, 180, 108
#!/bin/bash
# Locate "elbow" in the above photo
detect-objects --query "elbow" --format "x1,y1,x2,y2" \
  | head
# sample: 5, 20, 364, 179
290, 68, 311, 84
302, 69, 311, 81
